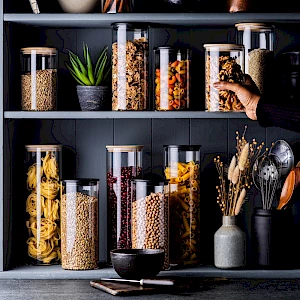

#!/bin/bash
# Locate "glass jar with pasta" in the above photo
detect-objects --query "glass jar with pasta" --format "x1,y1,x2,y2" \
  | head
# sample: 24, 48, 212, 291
25, 144, 62, 265
164, 145, 201, 268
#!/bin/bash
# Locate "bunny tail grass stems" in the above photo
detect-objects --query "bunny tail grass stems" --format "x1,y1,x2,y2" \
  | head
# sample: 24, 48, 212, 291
228, 155, 236, 181
235, 188, 247, 215
29, 0, 40, 14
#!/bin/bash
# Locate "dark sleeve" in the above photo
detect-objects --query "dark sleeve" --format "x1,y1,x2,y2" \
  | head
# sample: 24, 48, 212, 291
256, 95, 300, 133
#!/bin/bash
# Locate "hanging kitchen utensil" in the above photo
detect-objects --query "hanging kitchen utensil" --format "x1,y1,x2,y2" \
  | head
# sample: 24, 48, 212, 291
277, 168, 295, 210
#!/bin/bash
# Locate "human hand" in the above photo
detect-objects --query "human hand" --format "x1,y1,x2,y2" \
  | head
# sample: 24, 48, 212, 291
213, 74, 261, 120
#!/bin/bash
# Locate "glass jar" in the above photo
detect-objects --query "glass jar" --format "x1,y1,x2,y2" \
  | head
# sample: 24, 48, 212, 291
102, 0, 132, 12
154, 47, 191, 111
204, 43, 245, 112
111, 23, 149, 111
164, 145, 201, 267
25, 144, 62, 265
21, 47, 58, 111
235, 23, 275, 95
131, 180, 170, 270
106, 145, 143, 262
61, 179, 99, 270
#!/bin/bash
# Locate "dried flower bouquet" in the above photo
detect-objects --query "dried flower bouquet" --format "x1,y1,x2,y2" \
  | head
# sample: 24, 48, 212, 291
214, 126, 266, 216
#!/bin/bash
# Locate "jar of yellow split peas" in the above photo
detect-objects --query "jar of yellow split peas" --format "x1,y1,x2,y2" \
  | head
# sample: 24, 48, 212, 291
154, 47, 191, 111
164, 145, 201, 267
25, 144, 62, 265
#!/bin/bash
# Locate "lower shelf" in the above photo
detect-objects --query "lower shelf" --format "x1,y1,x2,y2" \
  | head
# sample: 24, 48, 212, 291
1, 265, 300, 279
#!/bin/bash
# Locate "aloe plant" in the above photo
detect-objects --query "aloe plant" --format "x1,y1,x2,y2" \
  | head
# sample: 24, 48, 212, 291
66, 43, 111, 86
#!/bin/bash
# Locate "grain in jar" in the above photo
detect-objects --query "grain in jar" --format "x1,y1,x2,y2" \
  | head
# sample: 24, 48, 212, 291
21, 47, 58, 111
61, 179, 99, 270
25, 144, 62, 265
204, 44, 245, 112
112, 23, 149, 111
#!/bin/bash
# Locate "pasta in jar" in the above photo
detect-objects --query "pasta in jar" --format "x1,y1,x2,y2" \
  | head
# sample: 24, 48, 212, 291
25, 145, 62, 265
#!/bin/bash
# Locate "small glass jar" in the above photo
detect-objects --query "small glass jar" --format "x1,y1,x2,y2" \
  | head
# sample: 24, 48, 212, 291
131, 180, 170, 270
112, 23, 149, 111
204, 43, 245, 112
106, 145, 143, 262
235, 23, 275, 95
61, 179, 99, 270
102, 0, 132, 12
164, 145, 201, 267
25, 144, 62, 265
21, 47, 58, 111
154, 47, 191, 111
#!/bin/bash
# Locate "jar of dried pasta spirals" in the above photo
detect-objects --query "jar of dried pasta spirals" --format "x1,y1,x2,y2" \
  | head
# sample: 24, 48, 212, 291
21, 47, 58, 111
25, 144, 62, 265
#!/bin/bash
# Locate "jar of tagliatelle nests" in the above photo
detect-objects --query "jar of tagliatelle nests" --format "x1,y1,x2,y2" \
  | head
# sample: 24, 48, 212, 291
21, 47, 58, 111
25, 145, 62, 265
204, 44, 245, 112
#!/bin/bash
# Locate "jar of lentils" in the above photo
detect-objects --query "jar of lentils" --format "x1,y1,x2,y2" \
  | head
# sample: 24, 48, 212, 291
154, 46, 191, 111
111, 23, 149, 111
204, 44, 245, 112
106, 145, 143, 262
25, 144, 62, 265
61, 179, 99, 270
164, 145, 201, 267
131, 180, 170, 270
21, 47, 58, 111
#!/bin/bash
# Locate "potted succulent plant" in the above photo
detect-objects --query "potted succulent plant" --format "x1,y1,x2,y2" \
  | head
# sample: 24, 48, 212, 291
66, 43, 111, 111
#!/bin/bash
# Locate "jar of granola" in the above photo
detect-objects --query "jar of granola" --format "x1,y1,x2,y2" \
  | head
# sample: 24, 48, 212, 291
204, 44, 245, 112
112, 23, 149, 111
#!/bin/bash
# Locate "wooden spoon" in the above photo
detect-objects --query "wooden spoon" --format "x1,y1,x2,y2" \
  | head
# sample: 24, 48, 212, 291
277, 168, 295, 210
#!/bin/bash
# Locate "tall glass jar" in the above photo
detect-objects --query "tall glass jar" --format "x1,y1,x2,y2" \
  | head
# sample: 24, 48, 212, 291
235, 23, 275, 95
25, 144, 62, 265
61, 179, 99, 270
106, 145, 143, 262
154, 47, 191, 111
21, 47, 58, 111
204, 43, 245, 112
111, 23, 149, 111
164, 145, 201, 267
131, 180, 170, 270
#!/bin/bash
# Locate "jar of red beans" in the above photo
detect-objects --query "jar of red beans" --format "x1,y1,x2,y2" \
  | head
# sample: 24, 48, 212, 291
106, 145, 143, 263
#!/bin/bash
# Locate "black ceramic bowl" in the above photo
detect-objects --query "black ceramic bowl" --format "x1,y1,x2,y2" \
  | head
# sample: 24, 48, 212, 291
110, 249, 165, 279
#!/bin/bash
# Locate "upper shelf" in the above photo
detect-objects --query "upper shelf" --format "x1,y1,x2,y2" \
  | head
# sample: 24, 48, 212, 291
4, 13, 300, 28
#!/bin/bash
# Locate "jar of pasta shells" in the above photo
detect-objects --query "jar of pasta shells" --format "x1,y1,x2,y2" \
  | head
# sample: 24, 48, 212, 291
61, 179, 99, 270
131, 180, 170, 270
25, 144, 62, 265
204, 44, 245, 112
21, 47, 58, 111
164, 145, 201, 267
112, 23, 149, 111
154, 46, 191, 111
106, 145, 143, 262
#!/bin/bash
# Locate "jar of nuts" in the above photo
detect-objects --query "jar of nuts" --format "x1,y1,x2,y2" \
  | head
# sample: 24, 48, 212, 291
131, 179, 170, 270
25, 144, 62, 265
21, 47, 58, 111
61, 179, 99, 270
112, 23, 149, 111
204, 43, 245, 112
164, 145, 201, 267
154, 46, 191, 111
106, 145, 143, 263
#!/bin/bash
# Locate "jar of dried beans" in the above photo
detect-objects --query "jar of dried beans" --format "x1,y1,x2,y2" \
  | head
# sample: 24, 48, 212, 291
131, 179, 170, 270
111, 23, 149, 111
106, 145, 143, 262
21, 47, 58, 111
235, 23, 274, 95
154, 46, 191, 111
61, 179, 99, 270
25, 144, 62, 265
204, 44, 245, 112
164, 145, 201, 267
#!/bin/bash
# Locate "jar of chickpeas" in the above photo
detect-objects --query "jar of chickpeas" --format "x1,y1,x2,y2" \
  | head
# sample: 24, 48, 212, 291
164, 145, 201, 267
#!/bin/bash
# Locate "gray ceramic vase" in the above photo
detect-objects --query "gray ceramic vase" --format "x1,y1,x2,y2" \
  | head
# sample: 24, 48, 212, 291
76, 85, 108, 111
214, 215, 246, 269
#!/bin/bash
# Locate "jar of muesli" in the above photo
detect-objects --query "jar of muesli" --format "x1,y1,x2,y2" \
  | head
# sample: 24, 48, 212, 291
112, 23, 149, 111
204, 44, 245, 112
